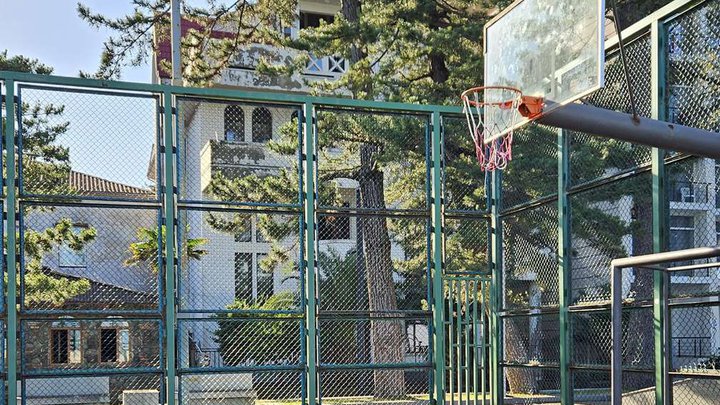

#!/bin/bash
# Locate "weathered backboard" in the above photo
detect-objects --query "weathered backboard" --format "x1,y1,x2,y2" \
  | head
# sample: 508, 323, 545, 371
484, 0, 606, 138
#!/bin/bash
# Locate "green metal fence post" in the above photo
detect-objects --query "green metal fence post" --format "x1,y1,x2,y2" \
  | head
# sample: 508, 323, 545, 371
557, 129, 572, 404
303, 102, 318, 405
651, 19, 669, 405
5, 79, 18, 405
490, 169, 503, 405
162, 90, 177, 405
430, 110, 445, 404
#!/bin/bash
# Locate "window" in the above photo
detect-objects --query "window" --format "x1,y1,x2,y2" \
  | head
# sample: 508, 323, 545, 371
319, 204, 351, 240
252, 107, 273, 143
224, 105, 245, 142
235, 253, 253, 301
670, 216, 695, 270
50, 328, 81, 364
59, 225, 88, 268
300, 12, 334, 29
234, 215, 253, 242
670, 216, 695, 250
100, 320, 130, 363
257, 253, 273, 301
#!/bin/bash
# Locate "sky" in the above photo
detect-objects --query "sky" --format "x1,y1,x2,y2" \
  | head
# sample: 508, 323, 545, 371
0, 0, 150, 82
1, 1, 157, 189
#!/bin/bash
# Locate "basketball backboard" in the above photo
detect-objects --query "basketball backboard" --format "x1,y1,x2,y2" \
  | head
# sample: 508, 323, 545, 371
483, 0, 606, 140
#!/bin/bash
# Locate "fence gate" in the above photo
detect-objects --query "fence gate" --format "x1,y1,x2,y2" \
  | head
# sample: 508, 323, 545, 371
443, 276, 491, 404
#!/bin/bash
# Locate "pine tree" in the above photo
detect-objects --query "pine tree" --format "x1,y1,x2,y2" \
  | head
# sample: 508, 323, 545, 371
81, 0, 692, 397
1, 51, 97, 306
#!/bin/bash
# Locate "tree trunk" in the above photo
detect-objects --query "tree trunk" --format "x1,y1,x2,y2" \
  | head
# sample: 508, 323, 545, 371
624, 195, 656, 390
503, 281, 539, 395
358, 143, 406, 398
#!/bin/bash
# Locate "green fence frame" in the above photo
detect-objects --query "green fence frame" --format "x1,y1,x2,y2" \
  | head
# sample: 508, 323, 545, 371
0, 69, 467, 405
1, 1, 717, 404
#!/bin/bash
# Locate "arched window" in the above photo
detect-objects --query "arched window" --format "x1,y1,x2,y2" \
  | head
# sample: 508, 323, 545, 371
252, 107, 273, 143
224, 105, 244, 142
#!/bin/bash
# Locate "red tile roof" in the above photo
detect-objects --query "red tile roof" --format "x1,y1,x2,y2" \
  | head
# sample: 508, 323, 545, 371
69, 171, 153, 197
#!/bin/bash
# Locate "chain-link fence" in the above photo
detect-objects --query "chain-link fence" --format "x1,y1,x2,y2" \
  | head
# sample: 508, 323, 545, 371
1, 1, 719, 405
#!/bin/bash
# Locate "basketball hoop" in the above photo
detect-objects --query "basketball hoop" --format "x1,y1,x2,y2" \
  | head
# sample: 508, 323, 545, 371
461, 86, 523, 171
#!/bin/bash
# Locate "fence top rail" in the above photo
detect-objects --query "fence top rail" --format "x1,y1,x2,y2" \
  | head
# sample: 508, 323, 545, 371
611, 246, 720, 269
605, 0, 707, 49
0, 70, 464, 115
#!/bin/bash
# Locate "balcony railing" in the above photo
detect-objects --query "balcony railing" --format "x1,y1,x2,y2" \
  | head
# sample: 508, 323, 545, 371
672, 336, 713, 358
669, 180, 711, 204
305, 55, 348, 77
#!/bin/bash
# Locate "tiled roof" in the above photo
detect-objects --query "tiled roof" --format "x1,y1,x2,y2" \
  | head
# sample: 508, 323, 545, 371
69, 171, 153, 197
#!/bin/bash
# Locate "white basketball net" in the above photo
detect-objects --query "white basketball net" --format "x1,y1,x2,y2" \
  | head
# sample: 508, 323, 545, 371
462, 87, 523, 171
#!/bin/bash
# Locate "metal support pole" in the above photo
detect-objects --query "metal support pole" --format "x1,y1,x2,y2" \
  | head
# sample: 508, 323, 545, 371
537, 102, 720, 160
5, 79, 18, 405
610, 264, 623, 405
430, 110, 446, 404
303, 102, 318, 405
651, 19, 670, 405
170, 0, 182, 85
490, 169, 504, 405
557, 129, 573, 404
163, 90, 177, 405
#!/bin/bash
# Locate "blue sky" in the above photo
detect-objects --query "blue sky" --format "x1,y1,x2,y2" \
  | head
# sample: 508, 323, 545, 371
2, 1, 157, 188
1, 0, 150, 82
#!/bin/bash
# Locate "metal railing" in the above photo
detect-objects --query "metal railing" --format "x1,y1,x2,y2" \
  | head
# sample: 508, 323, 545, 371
672, 336, 713, 358
668, 180, 712, 204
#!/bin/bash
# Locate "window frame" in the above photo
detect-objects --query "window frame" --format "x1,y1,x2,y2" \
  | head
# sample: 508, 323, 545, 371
99, 320, 131, 364
234, 252, 254, 302
49, 327, 82, 365
224, 105, 245, 143
251, 107, 273, 143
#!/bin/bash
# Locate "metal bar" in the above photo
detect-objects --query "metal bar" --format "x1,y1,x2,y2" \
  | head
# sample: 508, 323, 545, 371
448, 280, 455, 404
5, 79, 18, 405
162, 90, 177, 405
430, 110, 446, 403
0, 71, 464, 114
609, 0, 640, 122
557, 128, 573, 405
318, 363, 433, 371
473, 280, 480, 405
171, 0, 182, 85
456, 279, 463, 403
611, 264, 623, 405
537, 101, 720, 160
465, 281, 471, 403
297, 107, 308, 405
490, 169, 504, 405
651, 18, 669, 405
303, 102, 318, 405
666, 261, 720, 271
611, 246, 720, 268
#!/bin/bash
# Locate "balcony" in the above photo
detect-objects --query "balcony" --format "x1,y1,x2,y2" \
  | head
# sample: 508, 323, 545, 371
219, 44, 347, 92
669, 180, 713, 206
672, 336, 712, 358
199, 140, 285, 191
